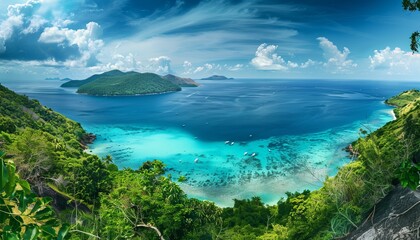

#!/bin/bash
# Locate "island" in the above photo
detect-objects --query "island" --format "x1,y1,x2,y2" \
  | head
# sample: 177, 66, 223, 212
162, 74, 199, 87
60, 70, 200, 96
201, 75, 234, 80
45, 77, 74, 81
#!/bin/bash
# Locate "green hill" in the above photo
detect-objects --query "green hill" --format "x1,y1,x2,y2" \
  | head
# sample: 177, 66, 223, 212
60, 69, 125, 88
163, 74, 199, 87
76, 72, 181, 96
385, 89, 420, 117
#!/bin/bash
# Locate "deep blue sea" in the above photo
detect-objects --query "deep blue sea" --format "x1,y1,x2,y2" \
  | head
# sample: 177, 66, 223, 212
1, 78, 419, 206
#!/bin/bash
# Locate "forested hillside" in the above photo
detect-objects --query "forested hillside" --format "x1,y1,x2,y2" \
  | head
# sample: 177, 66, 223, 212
0, 84, 419, 239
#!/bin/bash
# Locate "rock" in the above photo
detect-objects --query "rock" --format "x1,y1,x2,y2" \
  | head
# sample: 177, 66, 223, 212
345, 185, 420, 240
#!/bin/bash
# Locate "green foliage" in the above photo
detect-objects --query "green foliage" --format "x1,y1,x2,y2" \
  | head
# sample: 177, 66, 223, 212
7, 128, 56, 186
99, 160, 221, 239
223, 197, 270, 228
402, 0, 420, 51
0, 116, 16, 134
61, 69, 125, 88
76, 71, 181, 96
397, 159, 420, 190
0, 154, 70, 239
277, 190, 310, 224
385, 89, 420, 117
68, 155, 112, 206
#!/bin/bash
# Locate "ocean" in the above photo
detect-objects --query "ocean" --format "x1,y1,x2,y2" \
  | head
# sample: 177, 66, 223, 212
2, 78, 418, 206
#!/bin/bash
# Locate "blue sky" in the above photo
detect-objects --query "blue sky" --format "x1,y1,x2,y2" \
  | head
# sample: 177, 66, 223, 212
0, 0, 420, 80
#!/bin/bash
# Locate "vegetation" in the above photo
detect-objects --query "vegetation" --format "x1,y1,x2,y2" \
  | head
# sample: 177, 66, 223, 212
0, 152, 70, 239
60, 70, 125, 88
403, 0, 420, 52
76, 72, 181, 96
61, 70, 199, 96
1, 82, 419, 240
385, 89, 420, 117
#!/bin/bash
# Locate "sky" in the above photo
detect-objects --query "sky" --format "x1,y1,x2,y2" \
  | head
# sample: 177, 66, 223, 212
0, 0, 420, 81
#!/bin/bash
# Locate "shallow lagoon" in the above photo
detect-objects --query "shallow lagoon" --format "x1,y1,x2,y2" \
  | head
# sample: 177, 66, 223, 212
2, 78, 417, 206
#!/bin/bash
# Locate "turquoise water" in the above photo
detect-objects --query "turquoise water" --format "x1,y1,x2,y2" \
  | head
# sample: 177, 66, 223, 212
2, 78, 415, 206
86, 106, 393, 206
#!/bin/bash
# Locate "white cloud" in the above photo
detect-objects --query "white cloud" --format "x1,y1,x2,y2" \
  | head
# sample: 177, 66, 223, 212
369, 47, 420, 74
193, 66, 205, 73
0, 0, 43, 52
251, 43, 290, 70
22, 15, 47, 34
227, 64, 244, 71
300, 59, 319, 68
0, 15, 24, 53
317, 37, 357, 73
7, 0, 41, 17
147, 56, 172, 74
38, 26, 66, 43
287, 61, 298, 68
89, 53, 142, 73
183, 60, 192, 68
38, 22, 104, 67
182, 61, 240, 75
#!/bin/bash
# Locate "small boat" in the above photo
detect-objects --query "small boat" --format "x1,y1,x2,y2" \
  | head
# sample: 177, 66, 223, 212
244, 152, 248, 156
251, 153, 256, 157
225, 141, 230, 144
268, 149, 271, 152
194, 158, 199, 163
249, 134, 253, 138
182, 124, 186, 127
231, 142, 235, 145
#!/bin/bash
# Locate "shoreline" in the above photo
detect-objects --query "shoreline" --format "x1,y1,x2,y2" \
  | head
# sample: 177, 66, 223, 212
76, 89, 181, 97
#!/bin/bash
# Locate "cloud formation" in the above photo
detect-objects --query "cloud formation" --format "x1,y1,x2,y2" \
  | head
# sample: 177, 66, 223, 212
0, 0, 104, 67
147, 56, 172, 74
369, 47, 420, 74
251, 44, 289, 70
38, 22, 104, 67
0, 0, 42, 53
317, 37, 357, 73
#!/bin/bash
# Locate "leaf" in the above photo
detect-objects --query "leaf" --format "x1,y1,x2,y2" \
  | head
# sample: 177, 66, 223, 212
18, 191, 29, 213
18, 179, 31, 195
23, 225, 39, 240
29, 199, 42, 215
57, 224, 70, 240
4, 162, 16, 195
34, 207, 54, 220
0, 158, 9, 192
9, 215, 23, 232
40, 225, 57, 237
3, 232, 19, 240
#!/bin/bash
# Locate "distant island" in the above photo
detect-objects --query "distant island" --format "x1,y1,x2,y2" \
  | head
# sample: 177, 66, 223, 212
201, 75, 234, 80
45, 77, 73, 81
61, 70, 199, 96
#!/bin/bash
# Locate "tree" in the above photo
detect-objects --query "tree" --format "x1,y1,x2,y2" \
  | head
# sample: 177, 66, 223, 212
69, 155, 112, 207
7, 128, 56, 192
99, 160, 221, 240
402, 0, 420, 51
0, 152, 70, 239
0, 117, 16, 134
